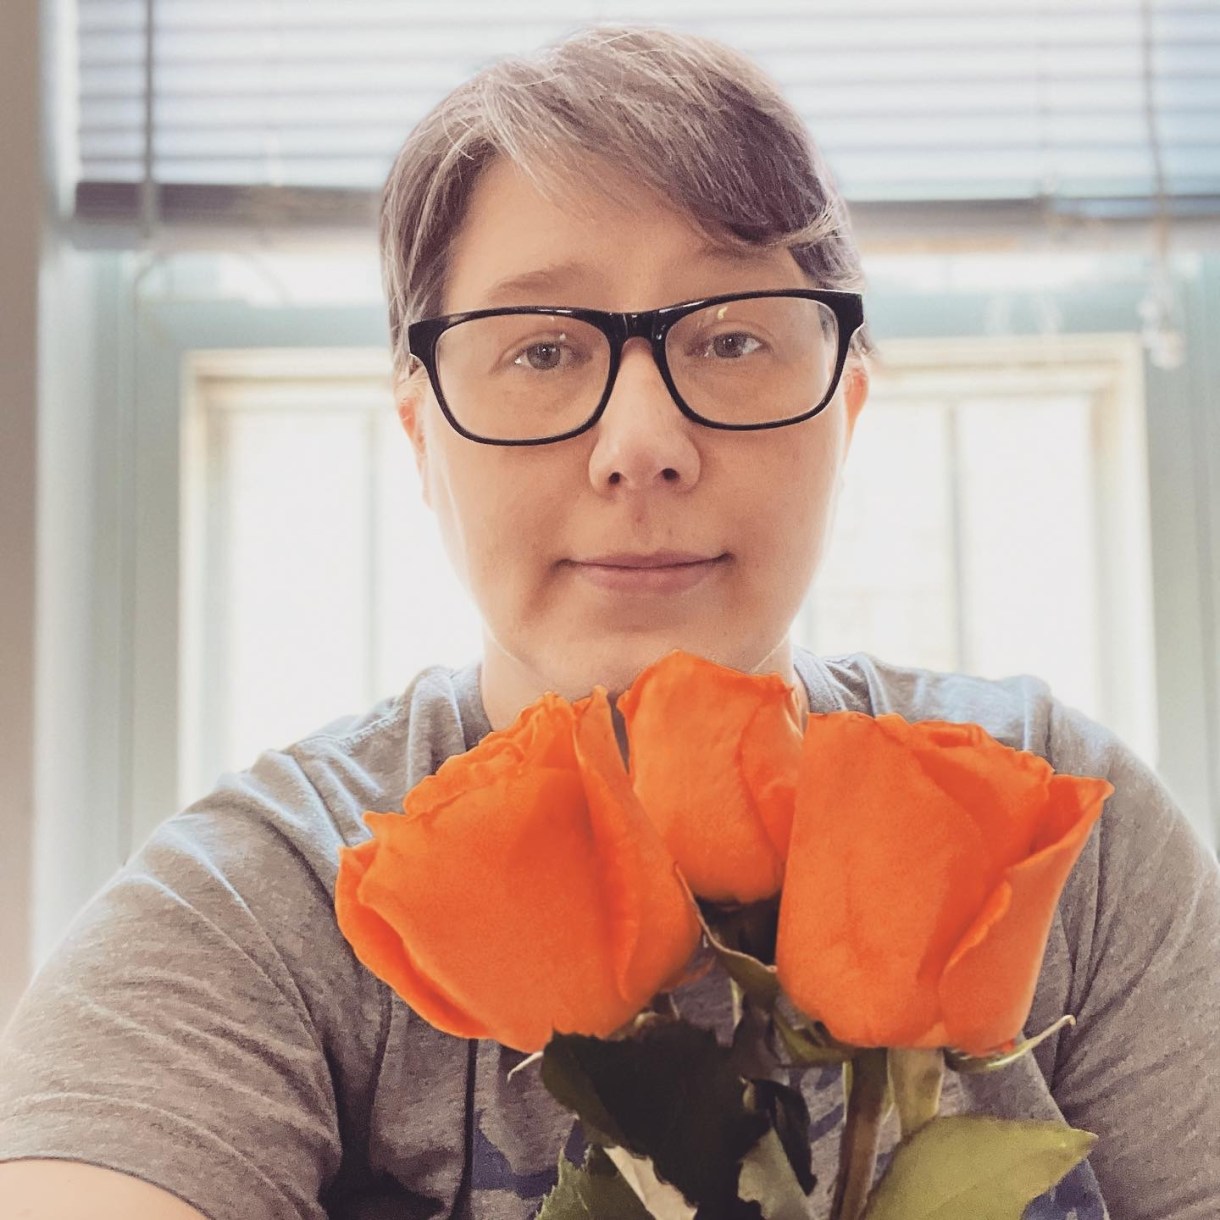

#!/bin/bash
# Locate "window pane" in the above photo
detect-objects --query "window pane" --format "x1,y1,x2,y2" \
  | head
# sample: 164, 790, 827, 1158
956, 394, 1099, 713
799, 337, 1153, 768
801, 399, 959, 670
221, 408, 370, 765
373, 409, 483, 681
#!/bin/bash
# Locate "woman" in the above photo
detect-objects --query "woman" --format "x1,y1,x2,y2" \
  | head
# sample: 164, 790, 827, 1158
1, 25, 1217, 1220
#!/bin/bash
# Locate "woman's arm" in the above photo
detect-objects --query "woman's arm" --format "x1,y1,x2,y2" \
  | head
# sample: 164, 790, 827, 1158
0, 748, 368, 1220
0, 1159, 212, 1219
1048, 701, 1220, 1219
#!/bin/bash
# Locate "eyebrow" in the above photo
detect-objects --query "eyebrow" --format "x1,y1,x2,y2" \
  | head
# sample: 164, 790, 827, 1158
692, 239, 783, 268
480, 262, 596, 307
477, 245, 786, 308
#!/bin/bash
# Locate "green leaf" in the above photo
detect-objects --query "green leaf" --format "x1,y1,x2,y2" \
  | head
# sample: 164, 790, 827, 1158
738, 1128, 815, 1220
535, 1145, 655, 1220
860, 1115, 1098, 1220
541, 1020, 769, 1210
540, 1037, 630, 1148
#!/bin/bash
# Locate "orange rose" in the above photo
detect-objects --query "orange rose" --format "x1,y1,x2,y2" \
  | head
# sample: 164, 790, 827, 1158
774, 711, 1112, 1055
335, 688, 701, 1053
617, 651, 804, 903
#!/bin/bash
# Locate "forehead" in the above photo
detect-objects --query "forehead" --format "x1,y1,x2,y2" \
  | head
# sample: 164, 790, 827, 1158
441, 156, 807, 313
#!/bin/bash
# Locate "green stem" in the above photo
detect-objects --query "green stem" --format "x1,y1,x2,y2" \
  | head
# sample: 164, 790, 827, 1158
828, 1048, 889, 1220
889, 1047, 944, 1140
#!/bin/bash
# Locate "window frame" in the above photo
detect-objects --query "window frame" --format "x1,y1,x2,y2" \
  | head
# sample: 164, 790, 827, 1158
107, 252, 1220, 855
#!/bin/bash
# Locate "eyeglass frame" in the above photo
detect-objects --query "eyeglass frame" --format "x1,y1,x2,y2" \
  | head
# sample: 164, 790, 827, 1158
405, 288, 865, 447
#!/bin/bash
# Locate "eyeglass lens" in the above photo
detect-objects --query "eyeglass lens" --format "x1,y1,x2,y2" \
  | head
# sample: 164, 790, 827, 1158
432, 295, 840, 442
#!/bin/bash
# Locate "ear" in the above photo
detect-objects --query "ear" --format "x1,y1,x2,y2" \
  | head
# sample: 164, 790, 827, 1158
395, 370, 432, 506
841, 357, 870, 447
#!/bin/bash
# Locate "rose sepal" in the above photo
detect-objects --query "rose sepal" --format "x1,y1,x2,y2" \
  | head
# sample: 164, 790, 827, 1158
771, 998, 855, 1068
944, 1014, 1076, 1075
695, 899, 852, 1070
694, 894, 781, 1014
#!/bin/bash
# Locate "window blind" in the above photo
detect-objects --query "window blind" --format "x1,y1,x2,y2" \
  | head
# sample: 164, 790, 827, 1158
75, 0, 1220, 231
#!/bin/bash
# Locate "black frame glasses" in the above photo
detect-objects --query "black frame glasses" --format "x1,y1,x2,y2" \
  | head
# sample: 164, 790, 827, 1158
406, 288, 865, 446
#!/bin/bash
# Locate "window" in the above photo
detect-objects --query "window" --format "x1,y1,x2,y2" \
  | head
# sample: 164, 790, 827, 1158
181, 348, 482, 804
182, 334, 1155, 806
799, 335, 1155, 762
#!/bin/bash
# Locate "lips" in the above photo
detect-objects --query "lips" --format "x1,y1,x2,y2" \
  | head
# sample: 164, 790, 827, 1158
566, 552, 729, 595
575, 551, 722, 569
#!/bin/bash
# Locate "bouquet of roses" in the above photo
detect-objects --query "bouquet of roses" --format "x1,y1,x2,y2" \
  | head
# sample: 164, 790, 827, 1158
335, 652, 1112, 1219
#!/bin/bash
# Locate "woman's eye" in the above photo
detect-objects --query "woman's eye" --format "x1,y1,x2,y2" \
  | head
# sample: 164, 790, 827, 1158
700, 332, 764, 359
513, 341, 570, 371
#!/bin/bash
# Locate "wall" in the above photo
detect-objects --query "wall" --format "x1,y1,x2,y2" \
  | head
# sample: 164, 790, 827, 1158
1, 0, 117, 1028
0, 0, 40, 1028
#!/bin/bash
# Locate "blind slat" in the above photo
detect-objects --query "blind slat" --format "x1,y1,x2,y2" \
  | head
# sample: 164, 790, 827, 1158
74, 0, 1220, 222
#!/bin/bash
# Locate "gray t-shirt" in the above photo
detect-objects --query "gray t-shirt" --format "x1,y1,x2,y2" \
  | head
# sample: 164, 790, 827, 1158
2, 649, 1218, 1220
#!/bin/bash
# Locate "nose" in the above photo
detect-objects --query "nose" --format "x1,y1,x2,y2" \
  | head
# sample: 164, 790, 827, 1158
586, 337, 702, 493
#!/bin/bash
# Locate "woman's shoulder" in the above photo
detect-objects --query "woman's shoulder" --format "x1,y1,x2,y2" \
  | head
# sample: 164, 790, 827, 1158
0, 662, 492, 1214
170, 660, 486, 859
103, 661, 487, 946
801, 647, 1205, 845
269, 660, 486, 827
796, 646, 1217, 945
799, 646, 1057, 757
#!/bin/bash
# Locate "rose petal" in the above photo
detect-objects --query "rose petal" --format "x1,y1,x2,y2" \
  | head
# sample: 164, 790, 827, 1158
777, 712, 993, 1046
619, 651, 801, 902
573, 690, 701, 1005
938, 774, 1111, 1053
335, 836, 490, 1038
361, 769, 630, 1050
893, 715, 1060, 875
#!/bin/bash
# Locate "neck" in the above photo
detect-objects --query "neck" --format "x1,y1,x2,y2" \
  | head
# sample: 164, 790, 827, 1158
479, 634, 807, 731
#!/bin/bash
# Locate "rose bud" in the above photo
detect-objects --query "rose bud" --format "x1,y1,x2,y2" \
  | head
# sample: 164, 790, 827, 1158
618, 651, 804, 903
775, 711, 1112, 1055
335, 688, 701, 1053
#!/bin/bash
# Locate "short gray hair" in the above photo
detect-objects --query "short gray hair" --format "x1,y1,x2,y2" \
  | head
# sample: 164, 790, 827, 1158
380, 24, 871, 384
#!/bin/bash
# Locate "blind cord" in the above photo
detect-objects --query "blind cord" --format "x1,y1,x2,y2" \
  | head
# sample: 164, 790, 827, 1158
1138, 0, 1184, 370
139, 0, 157, 240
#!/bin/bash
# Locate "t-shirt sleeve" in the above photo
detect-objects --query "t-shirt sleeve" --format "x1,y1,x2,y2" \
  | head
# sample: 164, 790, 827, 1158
0, 748, 379, 1220
1046, 700, 1220, 1219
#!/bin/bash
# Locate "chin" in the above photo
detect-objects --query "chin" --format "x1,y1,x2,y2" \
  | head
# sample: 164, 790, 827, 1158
554, 629, 781, 701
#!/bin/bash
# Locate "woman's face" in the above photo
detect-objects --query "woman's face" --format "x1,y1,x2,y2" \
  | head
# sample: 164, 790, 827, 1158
397, 157, 868, 728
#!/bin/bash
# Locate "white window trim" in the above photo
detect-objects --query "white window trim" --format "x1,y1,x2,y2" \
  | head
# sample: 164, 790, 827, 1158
180, 346, 395, 810
106, 269, 1218, 866
817, 332, 1156, 763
